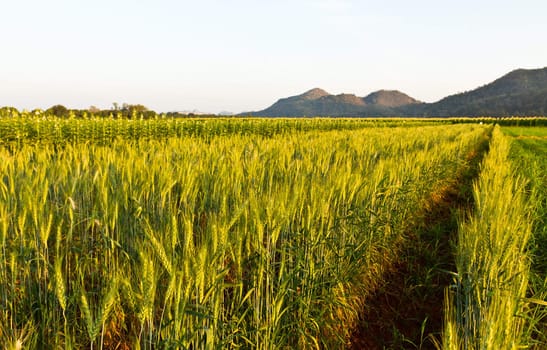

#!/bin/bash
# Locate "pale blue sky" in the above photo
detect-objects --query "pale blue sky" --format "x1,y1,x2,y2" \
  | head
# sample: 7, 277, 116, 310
1, 0, 546, 113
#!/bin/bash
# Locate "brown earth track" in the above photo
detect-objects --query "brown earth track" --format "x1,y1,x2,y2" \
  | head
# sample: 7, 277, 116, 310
349, 135, 490, 349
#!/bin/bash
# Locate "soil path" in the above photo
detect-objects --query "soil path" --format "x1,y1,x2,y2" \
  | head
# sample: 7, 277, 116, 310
349, 137, 489, 349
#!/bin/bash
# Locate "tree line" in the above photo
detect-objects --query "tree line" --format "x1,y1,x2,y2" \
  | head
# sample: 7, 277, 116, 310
0, 104, 222, 119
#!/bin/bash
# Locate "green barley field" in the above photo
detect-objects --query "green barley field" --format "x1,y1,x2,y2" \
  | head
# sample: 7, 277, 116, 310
0, 114, 545, 349
504, 126, 547, 349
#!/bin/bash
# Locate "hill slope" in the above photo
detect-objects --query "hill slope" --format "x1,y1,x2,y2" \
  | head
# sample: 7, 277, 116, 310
363, 90, 420, 107
416, 67, 547, 116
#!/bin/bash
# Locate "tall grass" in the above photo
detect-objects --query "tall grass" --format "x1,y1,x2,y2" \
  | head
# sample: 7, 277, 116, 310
0, 119, 488, 348
443, 126, 533, 349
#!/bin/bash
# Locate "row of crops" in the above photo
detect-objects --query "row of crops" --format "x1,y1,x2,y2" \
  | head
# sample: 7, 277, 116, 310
443, 127, 537, 349
0, 113, 545, 146
503, 127, 547, 349
0, 117, 545, 349
0, 116, 445, 145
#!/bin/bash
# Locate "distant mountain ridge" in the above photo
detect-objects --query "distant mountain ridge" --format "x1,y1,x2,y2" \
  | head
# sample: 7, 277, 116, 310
244, 88, 420, 117
243, 67, 547, 117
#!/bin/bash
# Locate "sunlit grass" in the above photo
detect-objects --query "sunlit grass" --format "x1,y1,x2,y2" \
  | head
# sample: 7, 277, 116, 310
0, 117, 490, 348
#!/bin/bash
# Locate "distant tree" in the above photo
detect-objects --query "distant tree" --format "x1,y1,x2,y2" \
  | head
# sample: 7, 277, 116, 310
121, 103, 148, 113
132, 104, 148, 113
46, 105, 69, 118
119, 103, 151, 118
0, 106, 19, 117
31, 109, 44, 116
89, 105, 100, 113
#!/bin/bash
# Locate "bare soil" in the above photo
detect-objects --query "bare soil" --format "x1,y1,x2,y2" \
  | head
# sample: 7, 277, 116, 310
349, 137, 489, 349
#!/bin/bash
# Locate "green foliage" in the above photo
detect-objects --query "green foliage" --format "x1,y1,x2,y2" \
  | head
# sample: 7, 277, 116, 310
46, 104, 70, 118
0, 107, 19, 118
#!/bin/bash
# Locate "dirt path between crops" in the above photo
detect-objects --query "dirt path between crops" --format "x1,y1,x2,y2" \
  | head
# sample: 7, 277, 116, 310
349, 137, 490, 349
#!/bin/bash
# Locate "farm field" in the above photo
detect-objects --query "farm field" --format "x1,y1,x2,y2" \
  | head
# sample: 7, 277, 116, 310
0, 116, 545, 349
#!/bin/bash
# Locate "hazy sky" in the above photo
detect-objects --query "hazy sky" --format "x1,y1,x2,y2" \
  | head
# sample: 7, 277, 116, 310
1, 0, 546, 113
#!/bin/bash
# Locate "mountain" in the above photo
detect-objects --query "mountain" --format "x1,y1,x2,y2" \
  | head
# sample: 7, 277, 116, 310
242, 67, 547, 117
243, 89, 421, 117
414, 67, 547, 116
298, 88, 330, 100
363, 90, 420, 107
